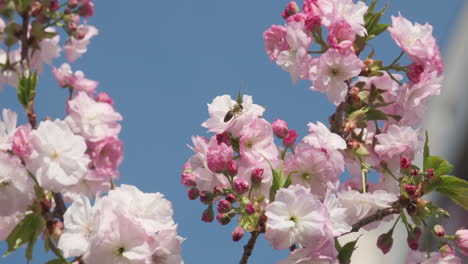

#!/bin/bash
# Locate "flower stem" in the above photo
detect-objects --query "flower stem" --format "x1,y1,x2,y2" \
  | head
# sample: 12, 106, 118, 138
239, 231, 260, 264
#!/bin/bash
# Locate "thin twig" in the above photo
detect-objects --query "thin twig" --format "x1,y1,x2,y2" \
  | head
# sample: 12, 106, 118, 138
239, 231, 260, 264
341, 207, 401, 236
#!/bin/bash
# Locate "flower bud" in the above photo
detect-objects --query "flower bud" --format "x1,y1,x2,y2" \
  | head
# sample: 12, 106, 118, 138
400, 156, 411, 170
434, 225, 445, 237
217, 199, 232, 214
440, 244, 455, 257
216, 213, 232, 225
305, 16, 321, 33
226, 160, 238, 176
281, 1, 299, 19
49, 0, 59, 11
411, 169, 419, 177
405, 184, 417, 197
455, 229, 468, 256
226, 193, 237, 203
283, 129, 298, 147
272, 119, 289, 138
232, 227, 244, 242
68, 0, 79, 9
245, 203, 255, 215
201, 207, 214, 222
377, 233, 393, 254
407, 63, 424, 83
199, 191, 214, 204
426, 168, 434, 179
181, 171, 196, 187
216, 131, 230, 145
407, 227, 421, 250
233, 178, 249, 194
213, 186, 224, 196
251, 168, 264, 184
79, 0, 95, 17
95, 92, 114, 106
12, 125, 32, 157
187, 188, 199, 200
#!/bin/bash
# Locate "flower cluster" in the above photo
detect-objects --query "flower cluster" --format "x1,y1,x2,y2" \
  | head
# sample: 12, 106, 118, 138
181, 0, 468, 263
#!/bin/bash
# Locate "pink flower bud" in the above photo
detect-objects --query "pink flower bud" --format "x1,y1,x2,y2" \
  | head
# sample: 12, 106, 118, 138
434, 225, 446, 237
201, 207, 214, 223
226, 193, 237, 203
411, 169, 419, 177
79, 0, 95, 17
68, 0, 79, 8
187, 188, 199, 200
440, 244, 455, 257
226, 160, 238, 176
407, 64, 425, 83
213, 186, 224, 196
407, 228, 421, 250
455, 229, 468, 256
272, 119, 289, 138
233, 178, 249, 194
95, 92, 114, 106
251, 168, 264, 184
12, 125, 32, 157
216, 213, 231, 225
216, 131, 230, 145
377, 233, 393, 254
217, 199, 232, 214
281, 1, 299, 19
405, 184, 417, 197
199, 191, 214, 204
182, 162, 191, 170
245, 203, 255, 215
181, 171, 196, 187
427, 168, 434, 179
305, 15, 321, 32
283, 129, 298, 147
207, 143, 234, 174
232, 227, 244, 242
400, 156, 411, 170
327, 20, 355, 50
49, 0, 59, 11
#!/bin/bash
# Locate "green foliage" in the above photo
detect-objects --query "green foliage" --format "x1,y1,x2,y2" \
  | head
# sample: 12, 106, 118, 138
435, 175, 468, 210
337, 237, 361, 264
423, 156, 453, 194
17, 72, 38, 109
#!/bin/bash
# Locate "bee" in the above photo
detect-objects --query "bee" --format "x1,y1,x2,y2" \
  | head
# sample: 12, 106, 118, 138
224, 90, 244, 122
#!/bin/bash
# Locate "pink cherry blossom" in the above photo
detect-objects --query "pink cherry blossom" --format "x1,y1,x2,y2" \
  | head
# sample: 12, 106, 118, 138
375, 125, 421, 161
317, 0, 368, 36
66, 92, 122, 142
89, 137, 123, 178
239, 118, 279, 164
278, 238, 338, 264
0, 49, 20, 90
455, 229, 468, 256
406, 250, 461, 264
0, 214, 22, 241
201, 94, 265, 134
64, 25, 99, 62
52, 63, 99, 95
206, 142, 234, 173
95, 92, 114, 106
309, 49, 363, 104
29, 27, 61, 70
265, 185, 329, 250
12, 124, 32, 157
263, 25, 289, 61
327, 20, 355, 50
276, 21, 312, 84
0, 152, 34, 216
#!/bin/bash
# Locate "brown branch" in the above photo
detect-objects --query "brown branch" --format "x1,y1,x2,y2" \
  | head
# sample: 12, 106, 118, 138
239, 231, 260, 264
52, 192, 67, 222
341, 207, 401, 236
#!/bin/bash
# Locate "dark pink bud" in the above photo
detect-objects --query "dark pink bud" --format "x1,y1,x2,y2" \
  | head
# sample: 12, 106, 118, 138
68, 0, 79, 8
407, 228, 421, 250
12, 125, 32, 157
251, 168, 264, 184
427, 168, 434, 179
411, 169, 419, 177
181, 171, 196, 187
79, 0, 95, 17
400, 156, 411, 170
440, 244, 455, 257
407, 64, 425, 83
405, 184, 417, 197
283, 129, 298, 147
217, 199, 232, 214
281, 1, 299, 19
233, 178, 249, 194
226, 193, 237, 203
213, 186, 224, 196
377, 233, 393, 254
207, 142, 234, 173
245, 203, 255, 215
232, 227, 244, 242
187, 188, 199, 200
434, 225, 445, 237
199, 191, 214, 204
272, 119, 289, 138
201, 207, 214, 222
226, 160, 238, 176
305, 15, 321, 32
216, 131, 231, 145
49, 0, 59, 11
95, 92, 114, 106
216, 213, 231, 225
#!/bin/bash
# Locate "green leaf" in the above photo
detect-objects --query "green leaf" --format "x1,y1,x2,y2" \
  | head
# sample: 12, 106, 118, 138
369, 23, 390, 37
3, 213, 46, 261
435, 175, 468, 210
425, 156, 453, 177
423, 131, 430, 170
366, 109, 387, 121
338, 237, 361, 264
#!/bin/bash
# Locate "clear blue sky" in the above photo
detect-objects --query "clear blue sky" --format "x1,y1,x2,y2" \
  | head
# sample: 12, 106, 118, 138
0, 0, 464, 263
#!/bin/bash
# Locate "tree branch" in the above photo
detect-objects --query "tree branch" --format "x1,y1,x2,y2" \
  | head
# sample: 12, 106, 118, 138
341, 207, 401, 236
239, 231, 260, 264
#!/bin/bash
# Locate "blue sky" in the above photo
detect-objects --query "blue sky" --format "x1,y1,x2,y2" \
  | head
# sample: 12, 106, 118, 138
0, 0, 464, 263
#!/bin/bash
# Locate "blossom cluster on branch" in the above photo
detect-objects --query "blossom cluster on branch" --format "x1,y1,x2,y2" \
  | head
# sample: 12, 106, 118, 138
0, 1, 182, 263
180, 0, 468, 263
